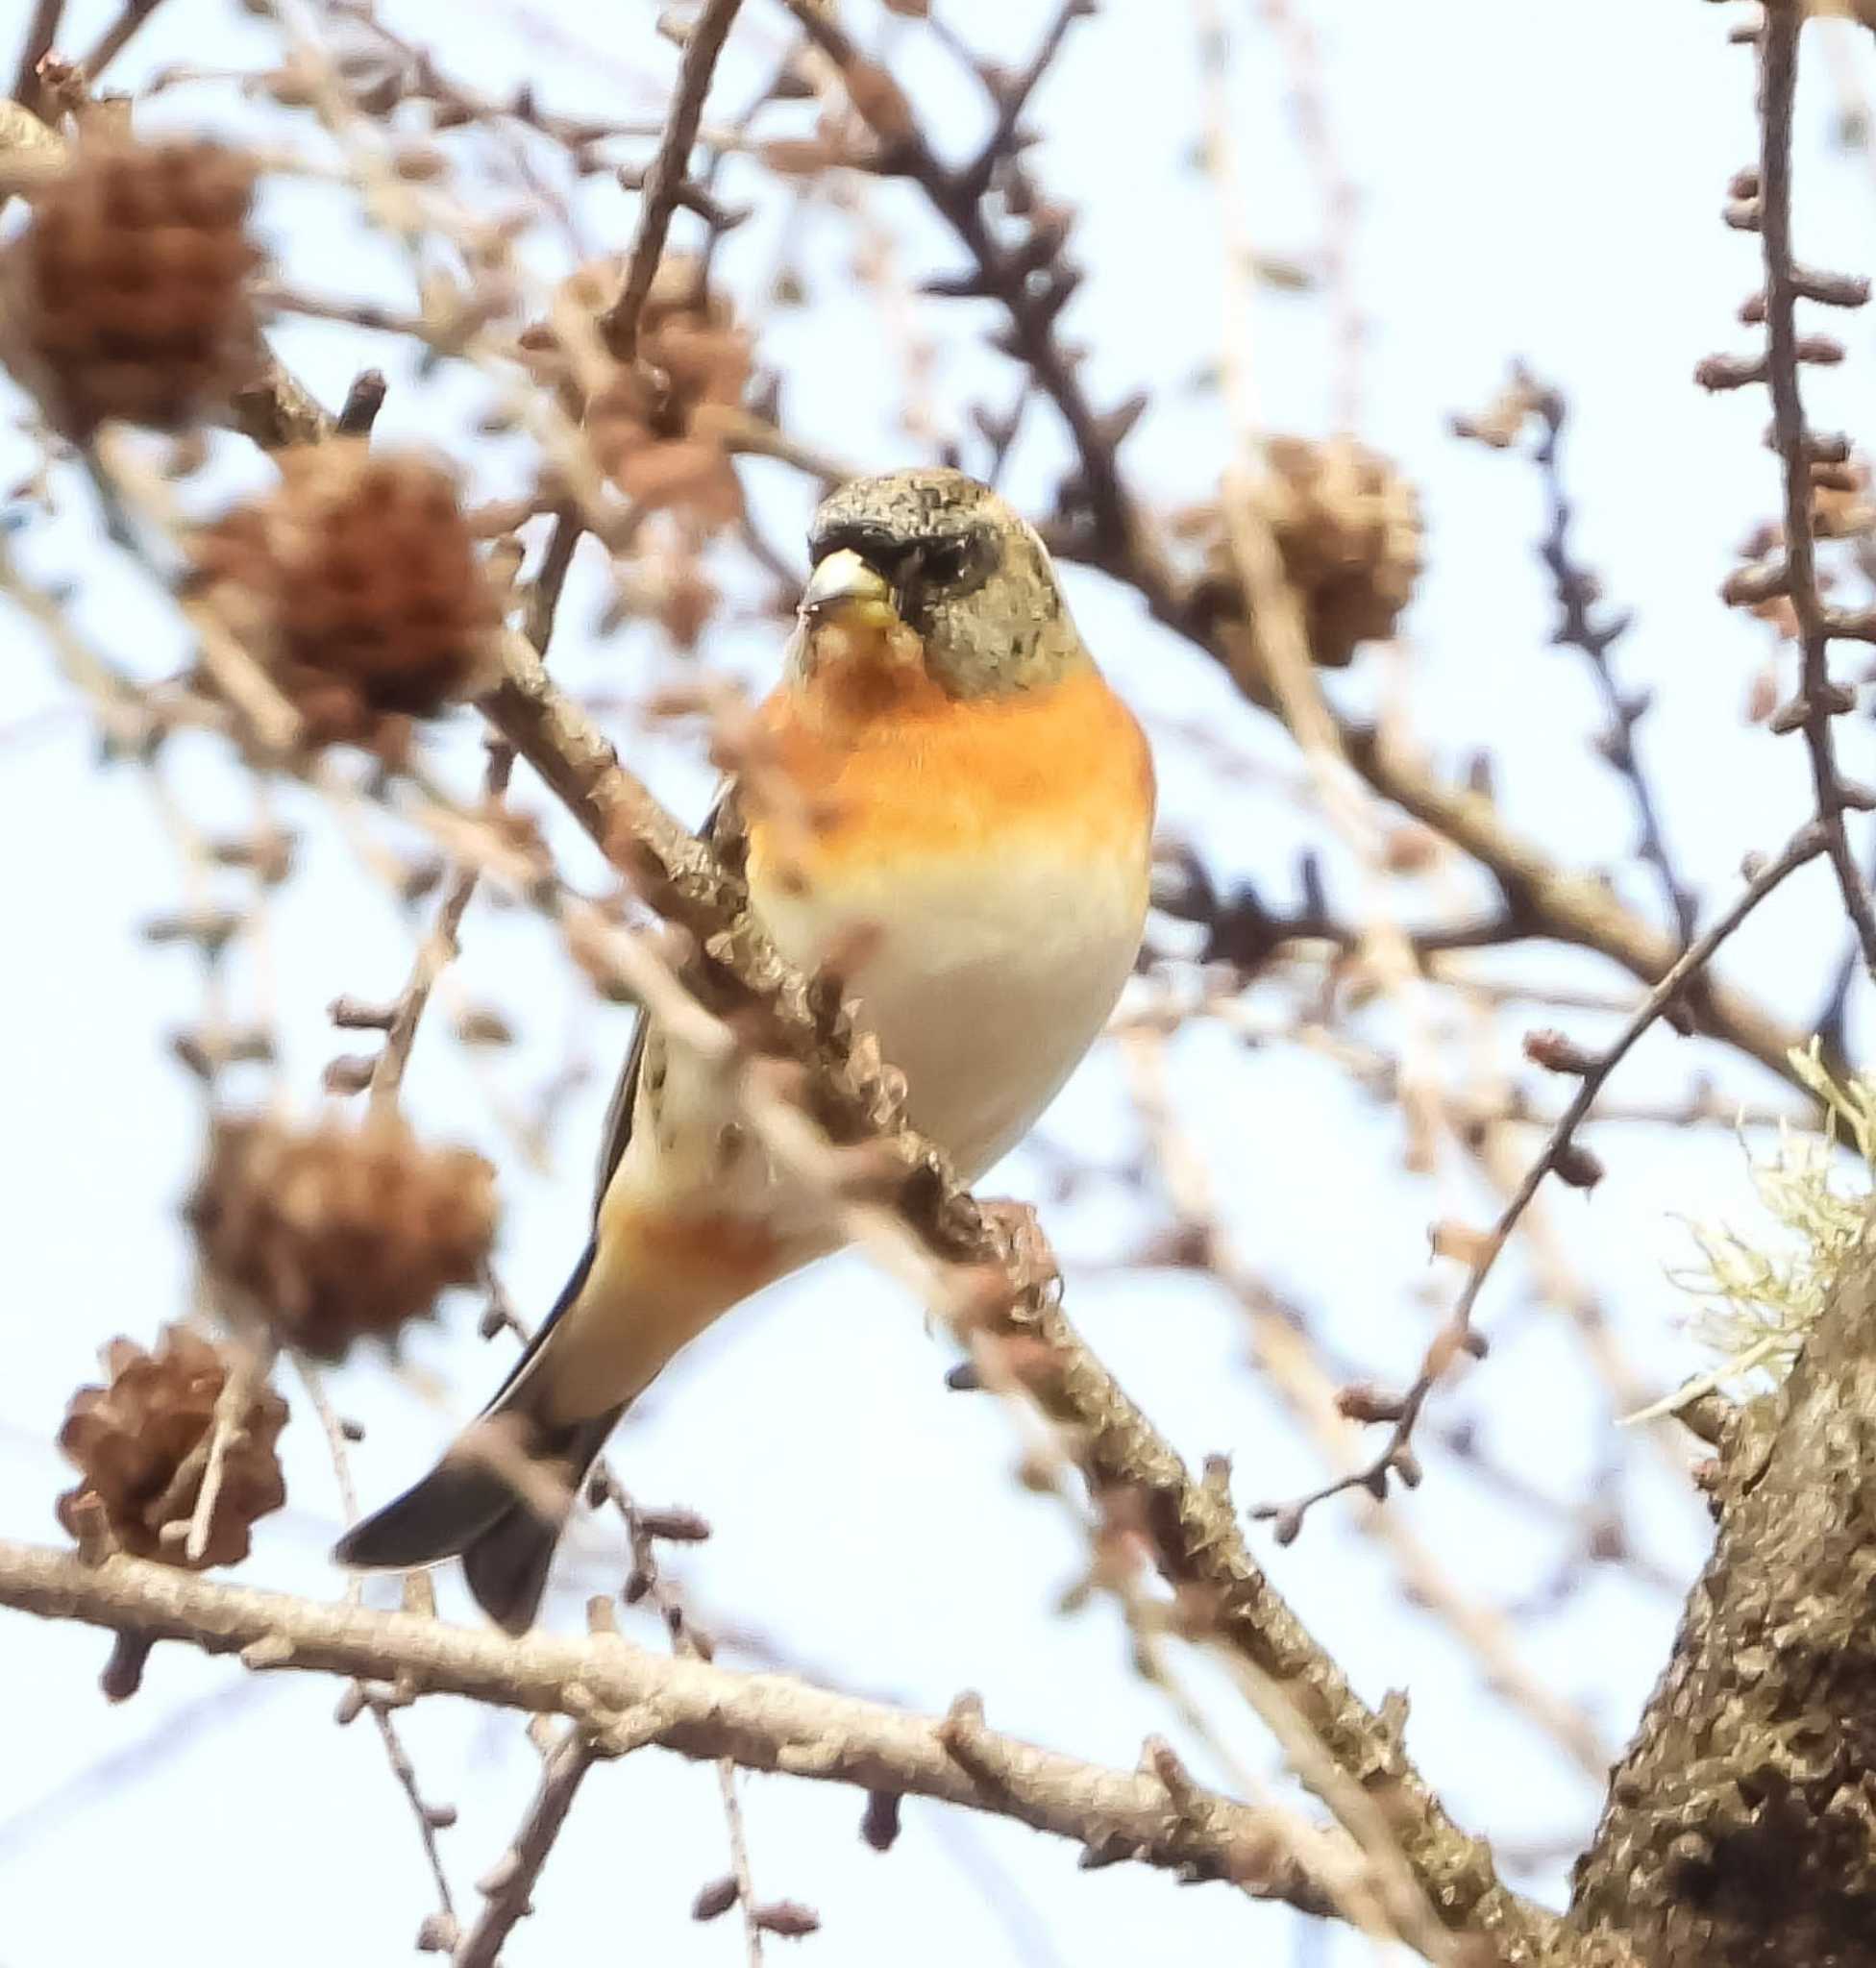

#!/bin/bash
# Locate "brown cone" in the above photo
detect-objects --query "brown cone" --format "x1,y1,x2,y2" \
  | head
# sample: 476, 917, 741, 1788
186, 1110, 497, 1361
1236, 437, 1424, 668
4, 135, 259, 435
519, 256, 751, 528
56, 1326, 287, 1568
191, 442, 502, 749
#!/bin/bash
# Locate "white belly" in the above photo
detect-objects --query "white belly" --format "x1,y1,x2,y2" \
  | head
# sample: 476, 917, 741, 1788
753, 848, 1145, 1179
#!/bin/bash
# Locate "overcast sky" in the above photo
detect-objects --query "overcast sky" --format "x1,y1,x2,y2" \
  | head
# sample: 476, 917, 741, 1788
6, 4, 1876, 1964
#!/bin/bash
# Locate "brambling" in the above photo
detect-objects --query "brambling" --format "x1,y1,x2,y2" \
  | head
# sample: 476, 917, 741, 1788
335, 467, 1156, 1630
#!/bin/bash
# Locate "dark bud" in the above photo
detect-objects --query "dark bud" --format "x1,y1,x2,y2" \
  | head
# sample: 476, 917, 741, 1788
142, 908, 243, 956
1522, 1027, 1597, 1075
1694, 352, 1766, 391
636, 1506, 711, 1543
861, 1789, 902, 1852
1336, 1383, 1406, 1424
691, 1876, 740, 1922
322, 1052, 378, 1095
1551, 1142, 1605, 1191
753, 1902, 822, 1939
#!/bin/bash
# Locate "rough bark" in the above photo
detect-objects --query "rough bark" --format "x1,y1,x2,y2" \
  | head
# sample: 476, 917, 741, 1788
1571, 1232, 1876, 1965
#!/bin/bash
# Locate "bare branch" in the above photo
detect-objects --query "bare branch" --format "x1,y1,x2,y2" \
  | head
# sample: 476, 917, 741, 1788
1256, 821, 1828, 1530
599, 0, 747, 360
452, 1734, 597, 1968
11, 0, 62, 113
1466, 369, 1698, 944
363, 745, 513, 1113
1754, 6, 1876, 982
79, 0, 166, 84
0, 1537, 1361, 1920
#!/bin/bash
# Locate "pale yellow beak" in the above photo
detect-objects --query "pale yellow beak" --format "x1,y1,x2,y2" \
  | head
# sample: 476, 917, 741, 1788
800, 548, 898, 630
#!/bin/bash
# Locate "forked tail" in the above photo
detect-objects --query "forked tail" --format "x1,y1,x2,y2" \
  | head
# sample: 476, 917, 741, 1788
333, 1243, 622, 1634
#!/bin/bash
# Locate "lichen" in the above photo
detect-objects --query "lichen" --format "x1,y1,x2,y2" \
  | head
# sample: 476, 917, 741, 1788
1644, 1043, 1875, 1419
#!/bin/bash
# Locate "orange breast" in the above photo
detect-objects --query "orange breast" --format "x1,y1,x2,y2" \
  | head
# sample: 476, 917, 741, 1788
746, 657, 1155, 887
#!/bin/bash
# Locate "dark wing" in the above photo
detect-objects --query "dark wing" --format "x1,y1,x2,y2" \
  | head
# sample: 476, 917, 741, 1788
590, 786, 749, 1216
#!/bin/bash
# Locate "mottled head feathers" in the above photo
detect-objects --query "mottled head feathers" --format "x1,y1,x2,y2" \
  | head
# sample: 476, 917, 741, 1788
803, 468, 1083, 697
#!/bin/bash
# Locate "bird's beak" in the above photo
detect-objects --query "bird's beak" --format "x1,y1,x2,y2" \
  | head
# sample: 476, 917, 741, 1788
800, 549, 899, 631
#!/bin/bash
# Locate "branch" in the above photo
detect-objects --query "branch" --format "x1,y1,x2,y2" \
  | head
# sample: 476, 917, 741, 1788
0, 1537, 1341, 1914
1152, 844, 1525, 973
453, 1732, 598, 1968
11, 0, 62, 112
1519, 371, 1697, 944
1753, 6, 1876, 982
358, 744, 513, 1112
1254, 820, 1828, 1530
78, 0, 165, 82
598, 0, 746, 360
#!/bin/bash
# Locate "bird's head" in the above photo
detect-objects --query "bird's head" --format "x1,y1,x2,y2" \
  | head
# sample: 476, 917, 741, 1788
795, 468, 1082, 699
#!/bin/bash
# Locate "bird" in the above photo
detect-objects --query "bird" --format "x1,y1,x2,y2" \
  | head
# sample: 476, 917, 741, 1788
334, 466, 1156, 1631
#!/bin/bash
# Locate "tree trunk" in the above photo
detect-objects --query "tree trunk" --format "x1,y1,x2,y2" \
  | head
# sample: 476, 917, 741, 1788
1569, 1233, 1876, 1965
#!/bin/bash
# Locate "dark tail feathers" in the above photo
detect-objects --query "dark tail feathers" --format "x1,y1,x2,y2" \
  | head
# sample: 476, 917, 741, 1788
333, 1405, 621, 1635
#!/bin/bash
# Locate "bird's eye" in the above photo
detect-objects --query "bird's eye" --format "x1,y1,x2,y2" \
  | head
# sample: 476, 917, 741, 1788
918, 537, 972, 587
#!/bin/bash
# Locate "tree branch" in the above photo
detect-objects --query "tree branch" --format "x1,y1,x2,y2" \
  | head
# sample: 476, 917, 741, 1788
1254, 821, 1828, 1530
598, 0, 746, 360
10, 0, 62, 113
0, 1537, 1342, 1917
453, 1732, 599, 1968
1754, 4, 1876, 987
1522, 372, 1697, 945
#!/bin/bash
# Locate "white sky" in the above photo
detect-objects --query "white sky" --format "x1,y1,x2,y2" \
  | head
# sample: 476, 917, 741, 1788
5, 3, 1875, 1964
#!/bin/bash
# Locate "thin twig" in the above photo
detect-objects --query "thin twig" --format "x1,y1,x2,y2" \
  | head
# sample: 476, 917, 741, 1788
1522, 373, 1698, 944
1257, 0, 1364, 433
298, 1362, 459, 1943
523, 505, 585, 652
1120, 1029, 1613, 1781
183, 1340, 272, 1565
1756, 6, 1876, 981
365, 745, 514, 1113
452, 1734, 598, 1968
1255, 820, 1828, 1531
600, 1475, 778, 1958
599, 0, 747, 359
718, 1760, 766, 1968
1192, 0, 1448, 1176
11, 0, 62, 111
79, 0, 164, 82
